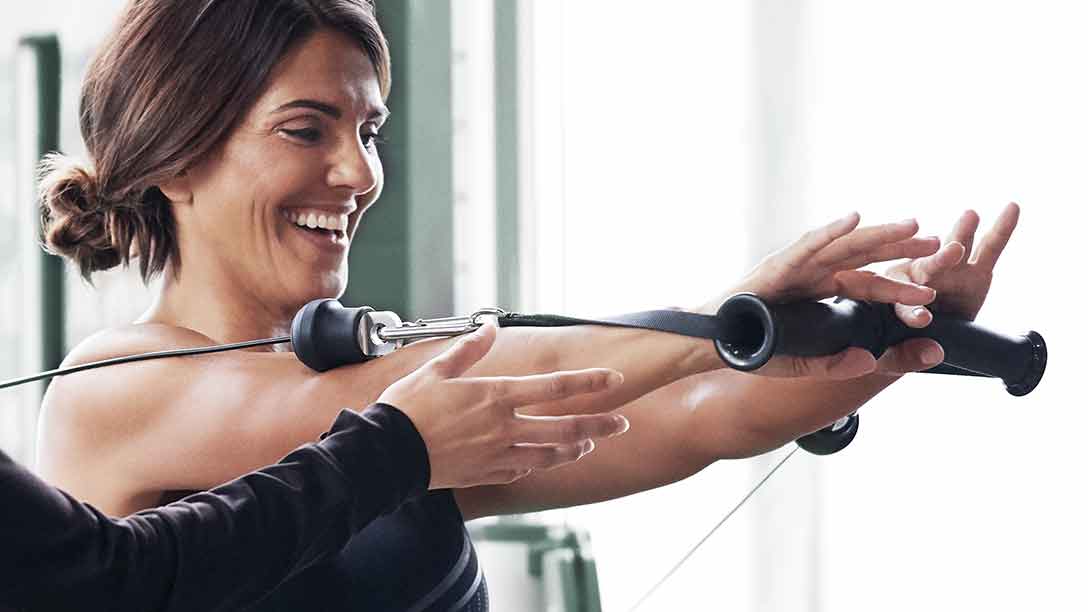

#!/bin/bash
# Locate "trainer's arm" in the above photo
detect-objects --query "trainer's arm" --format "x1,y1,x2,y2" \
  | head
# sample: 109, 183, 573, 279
0, 404, 428, 612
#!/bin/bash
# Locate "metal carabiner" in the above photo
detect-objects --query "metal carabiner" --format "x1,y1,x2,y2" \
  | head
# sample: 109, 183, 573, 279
359, 307, 508, 358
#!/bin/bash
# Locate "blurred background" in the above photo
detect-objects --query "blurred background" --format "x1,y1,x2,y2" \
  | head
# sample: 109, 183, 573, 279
1, 1, 1082, 610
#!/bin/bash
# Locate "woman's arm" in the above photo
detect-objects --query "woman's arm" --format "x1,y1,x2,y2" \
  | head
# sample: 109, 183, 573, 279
38, 215, 940, 511
452, 205, 1022, 519
37, 320, 709, 512
453, 369, 899, 519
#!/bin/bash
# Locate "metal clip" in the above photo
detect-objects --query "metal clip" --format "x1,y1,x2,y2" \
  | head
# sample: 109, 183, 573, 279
357, 307, 507, 358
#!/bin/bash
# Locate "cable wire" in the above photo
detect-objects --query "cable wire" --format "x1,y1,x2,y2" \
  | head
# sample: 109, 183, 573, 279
629, 446, 800, 611
0, 336, 291, 391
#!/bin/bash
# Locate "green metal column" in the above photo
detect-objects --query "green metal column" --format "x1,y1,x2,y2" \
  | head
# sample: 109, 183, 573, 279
345, 1, 454, 318
494, 0, 520, 309
18, 35, 65, 374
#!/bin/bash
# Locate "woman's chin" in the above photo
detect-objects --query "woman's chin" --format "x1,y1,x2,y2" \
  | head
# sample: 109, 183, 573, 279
290, 273, 348, 309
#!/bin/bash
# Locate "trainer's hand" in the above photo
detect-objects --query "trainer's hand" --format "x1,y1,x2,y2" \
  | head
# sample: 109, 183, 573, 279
378, 323, 629, 490
709, 213, 940, 380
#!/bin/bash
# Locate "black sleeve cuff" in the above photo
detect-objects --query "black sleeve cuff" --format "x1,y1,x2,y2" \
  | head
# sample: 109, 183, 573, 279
318, 403, 431, 516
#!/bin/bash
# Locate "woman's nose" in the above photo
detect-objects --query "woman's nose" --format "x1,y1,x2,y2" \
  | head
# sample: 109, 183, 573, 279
327, 137, 379, 195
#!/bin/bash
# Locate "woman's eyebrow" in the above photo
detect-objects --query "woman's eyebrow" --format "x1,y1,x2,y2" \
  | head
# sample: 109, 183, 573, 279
272, 99, 342, 118
272, 99, 390, 122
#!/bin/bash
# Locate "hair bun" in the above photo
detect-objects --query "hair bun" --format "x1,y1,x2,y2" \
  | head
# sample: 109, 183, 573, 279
38, 153, 124, 278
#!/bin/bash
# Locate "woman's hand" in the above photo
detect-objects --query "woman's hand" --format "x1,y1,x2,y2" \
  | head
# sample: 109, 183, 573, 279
377, 323, 630, 490
702, 213, 941, 379
874, 203, 1021, 374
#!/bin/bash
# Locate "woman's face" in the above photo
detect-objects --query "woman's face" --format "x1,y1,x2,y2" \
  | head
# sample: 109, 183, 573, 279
177, 29, 386, 314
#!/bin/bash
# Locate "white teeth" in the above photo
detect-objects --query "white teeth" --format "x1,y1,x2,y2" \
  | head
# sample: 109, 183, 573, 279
287, 210, 349, 232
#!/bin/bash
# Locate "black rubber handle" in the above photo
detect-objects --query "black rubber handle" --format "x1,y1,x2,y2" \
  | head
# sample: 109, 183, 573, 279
714, 293, 1047, 396
714, 293, 1047, 455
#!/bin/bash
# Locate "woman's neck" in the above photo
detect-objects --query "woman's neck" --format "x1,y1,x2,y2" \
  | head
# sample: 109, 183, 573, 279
141, 261, 293, 348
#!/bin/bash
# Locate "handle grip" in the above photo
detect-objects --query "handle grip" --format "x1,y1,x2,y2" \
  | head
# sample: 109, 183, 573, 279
715, 293, 1046, 455
714, 293, 1047, 396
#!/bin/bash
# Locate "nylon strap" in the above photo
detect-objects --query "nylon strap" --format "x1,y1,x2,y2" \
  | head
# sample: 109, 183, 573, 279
498, 310, 727, 339
498, 309, 987, 378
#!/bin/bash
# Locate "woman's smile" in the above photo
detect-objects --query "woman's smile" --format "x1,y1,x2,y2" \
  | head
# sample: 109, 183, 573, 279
280, 205, 355, 253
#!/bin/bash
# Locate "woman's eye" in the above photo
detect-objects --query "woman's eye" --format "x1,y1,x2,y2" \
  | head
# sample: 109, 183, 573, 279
281, 127, 322, 143
361, 131, 387, 149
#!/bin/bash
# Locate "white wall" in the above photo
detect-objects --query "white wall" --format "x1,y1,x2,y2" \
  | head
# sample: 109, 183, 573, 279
518, 1, 1082, 610
803, 2, 1084, 610
520, 1, 764, 610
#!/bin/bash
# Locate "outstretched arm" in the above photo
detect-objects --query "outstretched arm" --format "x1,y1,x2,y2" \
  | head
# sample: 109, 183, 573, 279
454, 205, 1021, 519
40, 215, 936, 510
454, 368, 901, 519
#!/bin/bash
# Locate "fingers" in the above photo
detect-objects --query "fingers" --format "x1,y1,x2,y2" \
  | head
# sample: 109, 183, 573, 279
906, 241, 966, 285
513, 412, 630, 445
486, 368, 623, 409
814, 218, 922, 268
833, 270, 936, 306
816, 348, 878, 379
757, 347, 876, 380
970, 202, 1020, 271
510, 440, 596, 472
889, 241, 967, 327
791, 212, 862, 261
484, 468, 535, 485
893, 302, 934, 328
835, 236, 940, 271
875, 338, 944, 375
425, 323, 498, 379
946, 209, 981, 257
491, 411, 632, 480
494, 439, 601, 478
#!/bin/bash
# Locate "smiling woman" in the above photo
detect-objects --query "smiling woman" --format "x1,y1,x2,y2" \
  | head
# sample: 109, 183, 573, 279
30, 0, 1024, 611
39, 1, 389, 312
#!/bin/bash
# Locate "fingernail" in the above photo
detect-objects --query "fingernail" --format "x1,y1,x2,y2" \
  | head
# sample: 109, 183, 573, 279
912, 307, 928, 318
922, 345, 943, 365
606, 371, 625, 387
898, 218, 917, 227
611, 415, 630, 435
583, 439, 596, 454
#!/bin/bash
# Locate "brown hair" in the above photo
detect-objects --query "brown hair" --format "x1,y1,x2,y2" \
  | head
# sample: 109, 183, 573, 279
39, 0, 390, 281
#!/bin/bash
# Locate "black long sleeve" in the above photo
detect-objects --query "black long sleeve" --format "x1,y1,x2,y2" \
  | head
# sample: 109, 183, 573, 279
0, 403, 430, 612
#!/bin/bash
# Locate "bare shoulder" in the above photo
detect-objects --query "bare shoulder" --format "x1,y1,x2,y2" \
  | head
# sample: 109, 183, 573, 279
37, 322, 224, 508
46, 322, 216, 415
60, 322, 218, 366
40, 323, 216, 461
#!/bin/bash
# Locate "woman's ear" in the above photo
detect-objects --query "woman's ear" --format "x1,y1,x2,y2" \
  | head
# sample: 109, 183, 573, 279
157, 170, 193, 205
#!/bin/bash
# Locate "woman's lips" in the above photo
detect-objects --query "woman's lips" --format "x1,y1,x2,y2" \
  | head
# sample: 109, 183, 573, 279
282, 209, 350, 252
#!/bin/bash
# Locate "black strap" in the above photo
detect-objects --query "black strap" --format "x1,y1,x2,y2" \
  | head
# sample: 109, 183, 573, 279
499, 310, 726, 340
498, 309, 990, 378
